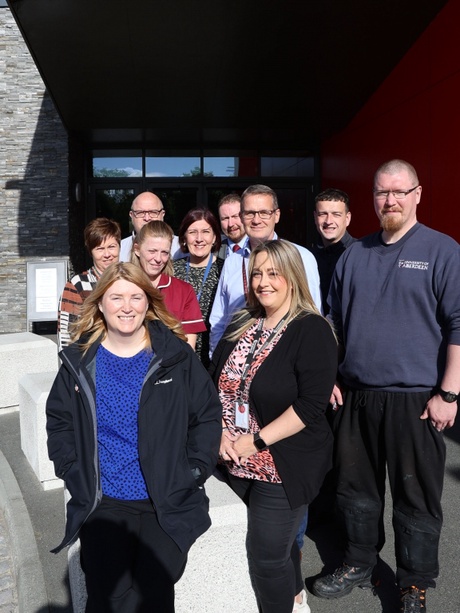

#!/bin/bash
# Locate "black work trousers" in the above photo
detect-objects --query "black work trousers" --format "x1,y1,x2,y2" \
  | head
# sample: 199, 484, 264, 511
79, 496, 188, 612
334, 389, 446, 589
227, 474, 306, 613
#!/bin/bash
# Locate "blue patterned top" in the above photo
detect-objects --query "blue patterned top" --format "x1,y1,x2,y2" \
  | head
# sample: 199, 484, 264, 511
95, 344, 152, 500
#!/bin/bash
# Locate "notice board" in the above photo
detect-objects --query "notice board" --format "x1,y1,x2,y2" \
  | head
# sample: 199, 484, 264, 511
26, 260, 68, 325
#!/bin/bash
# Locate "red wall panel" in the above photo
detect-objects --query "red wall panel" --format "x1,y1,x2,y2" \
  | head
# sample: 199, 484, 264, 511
321, 0, 460, 241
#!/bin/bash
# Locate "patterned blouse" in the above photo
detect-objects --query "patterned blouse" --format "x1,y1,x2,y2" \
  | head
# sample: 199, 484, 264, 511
96, 345, 152, 500
218, 319, 286, 482
57, 266, 101, 351
173, 256, 224, 367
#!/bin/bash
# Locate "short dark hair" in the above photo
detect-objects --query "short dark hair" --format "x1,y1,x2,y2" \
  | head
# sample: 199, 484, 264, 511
218, 193, 242, 210
84, 218, 121, 253
241, 184, 278, 210
315, 188, 350, 211
178, 207, 222, 254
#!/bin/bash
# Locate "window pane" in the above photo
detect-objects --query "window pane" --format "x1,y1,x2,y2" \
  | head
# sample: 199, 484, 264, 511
204, 156, 258, 177
261, 157, 314, 178
145, 157, 201, 177
92, 150, 142, 178
95, 188, 136, 237
204, 157, 236, 177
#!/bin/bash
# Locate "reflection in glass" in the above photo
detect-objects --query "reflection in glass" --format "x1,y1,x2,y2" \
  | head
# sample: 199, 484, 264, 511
261, 157, 314, 178
145, 157, 201, 177
95, 189, 135, 237
92, 151, 142, 178
204, 157, 236, 177
204, 156, 258, 177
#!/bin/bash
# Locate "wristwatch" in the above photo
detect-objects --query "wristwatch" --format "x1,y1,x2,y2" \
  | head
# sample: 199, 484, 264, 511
438, 388, 459, 403
253, 432, 269, 451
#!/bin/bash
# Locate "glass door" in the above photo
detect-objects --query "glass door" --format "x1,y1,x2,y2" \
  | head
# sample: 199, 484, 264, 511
92, 185, 138, 237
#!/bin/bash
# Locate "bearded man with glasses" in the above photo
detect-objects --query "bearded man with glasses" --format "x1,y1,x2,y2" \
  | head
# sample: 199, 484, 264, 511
312, 159, 460, 613
209, 183, 321, 355
120, 192, 181, 261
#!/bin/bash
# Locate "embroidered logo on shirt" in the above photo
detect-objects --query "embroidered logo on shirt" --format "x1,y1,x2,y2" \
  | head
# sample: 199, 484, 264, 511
398, 259, 429, 270
154, 378, 173, 385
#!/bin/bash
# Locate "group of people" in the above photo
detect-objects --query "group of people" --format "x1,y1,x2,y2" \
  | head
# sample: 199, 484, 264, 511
47, 159, 460, 613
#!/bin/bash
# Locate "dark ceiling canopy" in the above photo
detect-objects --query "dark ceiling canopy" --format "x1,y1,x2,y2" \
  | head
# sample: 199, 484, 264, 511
7, 0, 447, 148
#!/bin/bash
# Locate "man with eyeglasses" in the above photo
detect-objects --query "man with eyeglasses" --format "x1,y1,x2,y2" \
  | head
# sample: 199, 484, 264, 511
312, 159, 460, 612
119, 192, 180, 261
209, 184, 321, 354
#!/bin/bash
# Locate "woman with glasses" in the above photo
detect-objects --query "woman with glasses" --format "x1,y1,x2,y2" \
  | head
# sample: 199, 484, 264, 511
132, 220, 206, 349
58, 217, 121, 350
173, 207, 224, 367
47, 262, 221, 612
210, 240, 337, 613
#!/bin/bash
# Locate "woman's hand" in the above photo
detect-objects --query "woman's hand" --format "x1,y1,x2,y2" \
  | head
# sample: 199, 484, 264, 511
219, 429, 240, 464
232, 433, 258, 464
330, 383, 343, 411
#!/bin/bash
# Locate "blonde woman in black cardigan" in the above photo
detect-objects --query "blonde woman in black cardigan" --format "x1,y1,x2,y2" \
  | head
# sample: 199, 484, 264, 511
210, 240, 337, 613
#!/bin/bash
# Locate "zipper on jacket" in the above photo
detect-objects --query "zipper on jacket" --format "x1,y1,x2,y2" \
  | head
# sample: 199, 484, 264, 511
60, 354, 103, 530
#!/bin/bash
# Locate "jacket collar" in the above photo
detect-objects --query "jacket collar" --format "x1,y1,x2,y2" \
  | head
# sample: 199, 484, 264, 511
60, 320, 189, 370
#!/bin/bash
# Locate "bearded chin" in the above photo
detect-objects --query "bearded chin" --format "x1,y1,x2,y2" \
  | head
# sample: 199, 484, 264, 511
380, 214, 403, 233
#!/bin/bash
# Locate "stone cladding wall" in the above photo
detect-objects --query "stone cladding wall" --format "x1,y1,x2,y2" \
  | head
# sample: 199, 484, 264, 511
0, 8, 69, 332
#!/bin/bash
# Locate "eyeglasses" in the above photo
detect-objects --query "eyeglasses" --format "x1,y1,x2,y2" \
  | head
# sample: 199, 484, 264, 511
373, 185, 419, 200
240, 209, 277, 220
130, 209, 164, 219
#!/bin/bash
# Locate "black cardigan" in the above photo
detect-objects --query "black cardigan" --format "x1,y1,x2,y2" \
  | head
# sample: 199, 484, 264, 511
210, 314, 338, 509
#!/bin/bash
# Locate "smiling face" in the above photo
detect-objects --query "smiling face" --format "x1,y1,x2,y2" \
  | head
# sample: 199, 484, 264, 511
251, 252, 292, 320
99, 279, 148, 340
133, 235, 171, 284
185, 219, 216, 264
219, 200, 246, 243
374, 169, 421, 241
241, 193, 280, 247
91, 235, 120, 272
314, 200, 351, 246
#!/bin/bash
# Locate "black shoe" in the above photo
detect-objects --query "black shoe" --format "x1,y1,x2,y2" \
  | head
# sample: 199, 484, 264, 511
400, 586, 426, 612
311, 563, 374, 599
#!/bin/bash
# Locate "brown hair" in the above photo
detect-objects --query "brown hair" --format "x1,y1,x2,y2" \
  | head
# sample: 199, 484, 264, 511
84, 218, 121, 253
178, 207, 222, 254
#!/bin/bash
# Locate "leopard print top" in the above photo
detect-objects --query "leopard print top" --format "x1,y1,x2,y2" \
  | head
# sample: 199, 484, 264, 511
218, 319, 286, 482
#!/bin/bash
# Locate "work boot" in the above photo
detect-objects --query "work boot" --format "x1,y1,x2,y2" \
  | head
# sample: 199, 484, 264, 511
400, 586, 426, 612
312, 563, 374, 599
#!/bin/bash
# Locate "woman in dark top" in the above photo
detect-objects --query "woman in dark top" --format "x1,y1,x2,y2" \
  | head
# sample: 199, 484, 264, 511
173, 207, 224, 367
210, 240, 337, 613
47, 263, 221, 613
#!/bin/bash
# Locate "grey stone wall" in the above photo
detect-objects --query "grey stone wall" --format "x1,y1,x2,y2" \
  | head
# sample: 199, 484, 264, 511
0, 9, 69, 333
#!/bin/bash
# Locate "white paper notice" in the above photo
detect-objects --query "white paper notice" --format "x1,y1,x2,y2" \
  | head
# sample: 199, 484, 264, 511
35, 268, 57, 313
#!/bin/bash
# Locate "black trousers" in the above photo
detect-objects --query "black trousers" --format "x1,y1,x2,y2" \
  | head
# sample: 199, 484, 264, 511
334, 389, 446, 589
227, 473, 307, 613
79, 496, 188, 613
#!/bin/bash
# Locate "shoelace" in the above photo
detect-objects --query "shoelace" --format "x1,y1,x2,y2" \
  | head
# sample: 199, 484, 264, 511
400, 586, 426, 612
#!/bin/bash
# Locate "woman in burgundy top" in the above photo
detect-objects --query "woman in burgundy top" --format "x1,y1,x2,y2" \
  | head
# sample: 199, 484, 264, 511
132, 220, 206, 349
